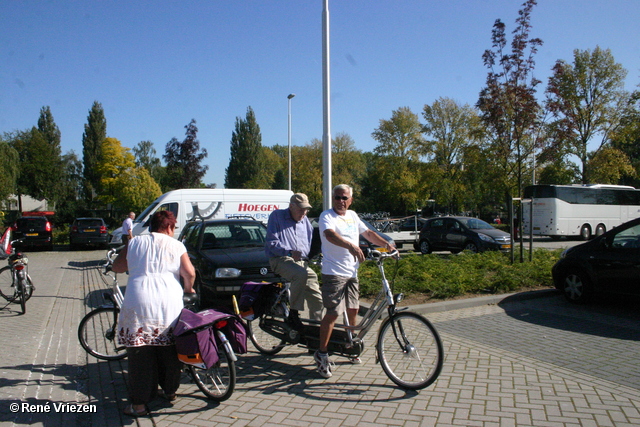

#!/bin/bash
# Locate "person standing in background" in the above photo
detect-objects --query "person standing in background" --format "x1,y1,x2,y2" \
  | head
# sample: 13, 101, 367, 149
122, 212, 135, 245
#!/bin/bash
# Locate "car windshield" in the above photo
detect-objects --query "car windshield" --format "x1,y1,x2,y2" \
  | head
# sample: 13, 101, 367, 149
202, 222, 266, 249
459, 218, 493, 230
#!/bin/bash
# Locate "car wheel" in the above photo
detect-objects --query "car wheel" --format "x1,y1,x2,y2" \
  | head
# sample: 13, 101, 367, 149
419, 240, 431, 255
463, 242, 478, 253
595, 224, 606, 237
561, 269, 592, 303
580, 224, 592, 241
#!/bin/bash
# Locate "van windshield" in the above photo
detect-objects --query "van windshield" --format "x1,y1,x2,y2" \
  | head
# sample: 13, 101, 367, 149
135, 202, 159, 223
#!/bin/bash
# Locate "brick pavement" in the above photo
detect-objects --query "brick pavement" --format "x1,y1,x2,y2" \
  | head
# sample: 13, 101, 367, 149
1, 250, 639, 426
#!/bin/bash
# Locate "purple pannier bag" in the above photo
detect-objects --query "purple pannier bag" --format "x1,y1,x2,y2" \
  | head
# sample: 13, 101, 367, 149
174, 308, 232, 368
174, 308, 247, 368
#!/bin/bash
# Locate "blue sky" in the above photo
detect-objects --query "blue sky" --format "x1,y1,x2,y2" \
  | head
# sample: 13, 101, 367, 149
2, 1, 640, 188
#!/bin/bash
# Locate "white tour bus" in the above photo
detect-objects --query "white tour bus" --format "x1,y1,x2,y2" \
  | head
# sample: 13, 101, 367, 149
521, 184, 640, 240
110, 188, 293, 244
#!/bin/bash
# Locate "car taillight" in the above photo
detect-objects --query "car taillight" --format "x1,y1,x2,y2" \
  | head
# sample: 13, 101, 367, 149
45, 222, 52, 232
100, 226, 107, 233
71, 226, 78, 233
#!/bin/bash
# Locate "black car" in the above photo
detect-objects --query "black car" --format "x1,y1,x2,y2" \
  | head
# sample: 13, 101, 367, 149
12, 216, 54, 251
552, 217, 640, 303
69, 217, 109, 249
397, 216, 427, 232
179, 218, 277, 306
415, 216, 512, 254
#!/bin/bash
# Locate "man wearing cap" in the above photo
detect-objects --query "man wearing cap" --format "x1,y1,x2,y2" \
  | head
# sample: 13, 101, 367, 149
265, 193, 323, 325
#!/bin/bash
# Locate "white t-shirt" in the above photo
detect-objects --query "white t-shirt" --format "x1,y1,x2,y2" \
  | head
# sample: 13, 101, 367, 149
319, 209, 367, 278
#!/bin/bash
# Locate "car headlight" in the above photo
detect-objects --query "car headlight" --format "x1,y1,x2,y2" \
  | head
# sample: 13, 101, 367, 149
478, 233, 495, 243
215, 268, 241, 278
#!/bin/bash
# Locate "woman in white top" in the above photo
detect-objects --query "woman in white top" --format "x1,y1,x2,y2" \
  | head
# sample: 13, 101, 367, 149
113, 210, 196, 417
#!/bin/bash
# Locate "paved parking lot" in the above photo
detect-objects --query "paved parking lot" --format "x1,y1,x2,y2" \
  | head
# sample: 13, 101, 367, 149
1, 249, 639, 426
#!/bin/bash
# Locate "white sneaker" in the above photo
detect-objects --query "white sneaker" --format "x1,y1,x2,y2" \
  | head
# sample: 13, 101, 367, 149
314, 351, 334, 378
349, 356, 362, 364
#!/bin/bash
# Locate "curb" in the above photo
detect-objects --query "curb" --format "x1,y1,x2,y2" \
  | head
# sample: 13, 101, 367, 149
359, 288, 559, 317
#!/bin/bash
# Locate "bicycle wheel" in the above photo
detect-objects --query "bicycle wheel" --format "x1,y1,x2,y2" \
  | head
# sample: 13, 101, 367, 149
189, 342, 236, 401
78, 306, 127, 360
377, 311, 444, 390
18, 278, 26, 314
247, 315, 286, 355
0, 266, 17, 302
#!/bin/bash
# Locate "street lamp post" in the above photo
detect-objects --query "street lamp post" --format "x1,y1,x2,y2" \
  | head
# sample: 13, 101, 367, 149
287, 93, 295, 191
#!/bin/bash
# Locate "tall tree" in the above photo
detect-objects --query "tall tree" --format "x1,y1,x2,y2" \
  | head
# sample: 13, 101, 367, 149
477, 0, 543, 199
422, 98, 481, 212
546, 46, 630, 183
225, 107, 262, 189
82, 101, 107, 204
0, 136, 19, 204
163, 119, 208, 190
36, 106, 64, 206
133, 140, 165, 185
371, 107, 426, 161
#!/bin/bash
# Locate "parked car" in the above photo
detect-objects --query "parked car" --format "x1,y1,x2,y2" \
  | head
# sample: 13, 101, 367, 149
397, 216, 427, 232
415, 216, 512, 254
69, 217, 109, 250
552, 216, 640, 303
12, 216, 54, 251
178, 218, 277, 307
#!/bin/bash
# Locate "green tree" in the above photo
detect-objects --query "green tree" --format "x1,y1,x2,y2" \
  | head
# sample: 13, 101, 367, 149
0, 137, 19, 204
546, 46, 630, 183
163, 119, 208, 190
611, 90, 640, 187
55, 150, 86, 225
36, 106, 64, 206
82, 101, 107, 204
422, 98, 482, 212
587, 147, 636, 184
225, 107, 262, 189
97, 137, 161, 212
372, 107, 426, 160
133, 140, 165, 186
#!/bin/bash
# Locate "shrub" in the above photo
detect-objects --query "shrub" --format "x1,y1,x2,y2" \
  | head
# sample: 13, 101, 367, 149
357, 249, 561, 300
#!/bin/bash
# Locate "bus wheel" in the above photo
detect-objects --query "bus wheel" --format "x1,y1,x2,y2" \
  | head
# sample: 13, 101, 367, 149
595, 224, 606, 237
580, 225, 591, 241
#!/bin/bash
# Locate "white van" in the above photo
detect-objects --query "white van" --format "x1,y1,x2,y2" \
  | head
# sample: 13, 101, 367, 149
110, 188, 293, 244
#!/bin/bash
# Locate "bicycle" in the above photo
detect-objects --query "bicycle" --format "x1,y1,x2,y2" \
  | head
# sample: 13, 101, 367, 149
244, 249, 444, 390
0, 239, 34, 315
77, 257, 238, 401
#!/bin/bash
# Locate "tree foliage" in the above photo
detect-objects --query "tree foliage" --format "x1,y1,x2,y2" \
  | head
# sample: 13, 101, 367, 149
477, 0, 543, 199
587, 147, 636, 184
0, 137, 19, 203
225, 107, 262, 189
82, 101, 107, 203
133, 140, 165, 187
163, 119, 208, 190
546, 46, 630, 183
372, 106, 426, 161
97, 137, 161, 212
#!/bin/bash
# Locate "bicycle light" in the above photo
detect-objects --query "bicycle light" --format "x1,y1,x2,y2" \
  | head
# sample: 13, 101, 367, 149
394, 293, 404, 304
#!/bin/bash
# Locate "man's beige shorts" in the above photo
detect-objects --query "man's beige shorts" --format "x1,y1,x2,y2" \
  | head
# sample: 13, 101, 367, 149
320, 274, 359, 317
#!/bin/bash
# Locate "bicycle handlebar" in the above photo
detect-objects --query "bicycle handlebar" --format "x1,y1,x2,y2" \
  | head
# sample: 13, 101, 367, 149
368, 248, 400, 261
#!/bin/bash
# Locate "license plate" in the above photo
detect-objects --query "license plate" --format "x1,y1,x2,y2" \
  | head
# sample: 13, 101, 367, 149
26, 233, 38, 237
84, 229, 95, 232
501, 244, 511, 249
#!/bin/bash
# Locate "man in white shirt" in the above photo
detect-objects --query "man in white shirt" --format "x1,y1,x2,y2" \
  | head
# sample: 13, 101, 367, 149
314, 184, 395, 378
122, 212, 136, 245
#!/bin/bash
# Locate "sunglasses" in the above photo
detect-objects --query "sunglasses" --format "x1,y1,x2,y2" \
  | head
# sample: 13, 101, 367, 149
334, 196, 350, 201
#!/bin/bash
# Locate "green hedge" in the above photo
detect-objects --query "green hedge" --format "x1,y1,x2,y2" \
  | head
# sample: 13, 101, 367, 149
354, 249, 561, 300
